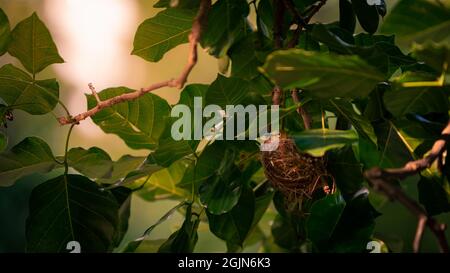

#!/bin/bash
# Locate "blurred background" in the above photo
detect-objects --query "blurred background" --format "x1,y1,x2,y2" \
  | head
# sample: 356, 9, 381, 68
0, 0, 448, 253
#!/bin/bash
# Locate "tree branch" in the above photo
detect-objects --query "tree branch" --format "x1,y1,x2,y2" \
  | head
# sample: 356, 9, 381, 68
364, 120, 450, 253
58, 0, 212, 125
291, 89, 311, 130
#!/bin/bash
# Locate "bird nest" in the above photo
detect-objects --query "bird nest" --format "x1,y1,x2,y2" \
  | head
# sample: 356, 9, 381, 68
261, 136, 334, 211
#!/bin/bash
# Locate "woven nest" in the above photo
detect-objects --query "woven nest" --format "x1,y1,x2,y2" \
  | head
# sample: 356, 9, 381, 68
261, 136, 333, 210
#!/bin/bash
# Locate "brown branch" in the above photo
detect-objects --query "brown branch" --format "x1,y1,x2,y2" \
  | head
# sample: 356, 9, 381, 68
291, 89, 311, 130
58, 0, 212, 125
364, 120, 450, 253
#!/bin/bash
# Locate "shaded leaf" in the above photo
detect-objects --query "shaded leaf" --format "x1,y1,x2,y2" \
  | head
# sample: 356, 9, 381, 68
418, 174, 450, 216
352, 0, 380, 34
67, 147, 113, 179
207, 186, 255, 247
26, 175, 119, 252
111, 187, 132, 247
0, 64, 59, 115
339, 0, 356, 33
8, 12, 63, 74
261, 49, 384, 99
201, 0, 250, 57
0, 131, 6, 152
0, 137, 57, 187
158, 204, 200, 253
132, 8, 196, 62
97, 155, 146, 184
205, 74, 249, 107
87, 87, 170, 150
381, 0, 450, 46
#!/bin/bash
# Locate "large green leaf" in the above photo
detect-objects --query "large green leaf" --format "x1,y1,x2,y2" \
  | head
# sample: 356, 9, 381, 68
0, 8, 11, 56
381, 0, 450, 46
201, 0, 250, 57
87, 87, 170, 150
384, 71, 449, 117
8, 12, 63, 74
158, 204, 200, 253
0, 137, 57, 187
207, 186, 255, 248
199, 144, 242, 214
148, 138, 198, 168
132, 8, 196, 62
306, 193, 346, 249
26, 175, 120, 252
205, 74, 249, 107
293, 129, 358, 157
0, 64, 59, 115
67, 147, 113, 179
261, 49, 384, 99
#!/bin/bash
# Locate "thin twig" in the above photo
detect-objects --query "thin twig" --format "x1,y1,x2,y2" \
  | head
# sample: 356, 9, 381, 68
365, 120, 450, 253
58, 0, 212, 125
291, 89, 311, 130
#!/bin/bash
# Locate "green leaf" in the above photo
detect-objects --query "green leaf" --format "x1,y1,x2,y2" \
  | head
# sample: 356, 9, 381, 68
178, 141, 227, 193
132, 8, 196, 62
97, 155, 146, 184
26, 175, 120, 252
229, 34, 270, 80
0, 64, 60, 115
0, 137, 57, 187
306, 193, 346, 249
87, 87, 170, 150
327, 146, 363, 197
111, 187, 132, 247
158, 204, 200, 253
352, 0, 380, 34
418, 174, 450, 216
0, 132, 6, 152
412, 42, 450, 77
261, 49, 384, 99
381, 0, 450, 46
207, 186, 255, 247
199, 144, 242, 214
0, 8, 11, 56
384, 72, 449, 117
326, 99, 377, 145
293, 129, 358, 157
67, 147, 113, 179
148, 138, 198, 168
205, 74, 249, 107
137, 158, 190, 200
201, 0, 250, 57
339, 0, 356, 33
8, 12, 64, 74
178, 84, 208, 107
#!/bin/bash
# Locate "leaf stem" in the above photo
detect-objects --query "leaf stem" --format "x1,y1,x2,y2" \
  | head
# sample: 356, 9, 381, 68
63, 124, 76, 174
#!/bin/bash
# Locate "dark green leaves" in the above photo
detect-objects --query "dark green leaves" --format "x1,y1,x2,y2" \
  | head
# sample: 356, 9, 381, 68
381, 0, 450, 46
207, 187, 255, 248
199, 144, 242, 214
87, 87, 170, 150
67, 147, 113, 179
351, 0, 382, 34
261, 49, 384, 99
0, 137, 57, 187
339, 0, 356, 33
158, 204, 200, 253
0, 9, 11, 56
307, 193, 346, 248
0, 132, 6, 152
26, 175, 120, 252
418, 174, 450, 216
0, 64, 59, 115
8, 13, 63, 74
201, 0, 250, 57
205, 74, 249, 107
132, 8, 196, 62
293, 129, 358, 157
